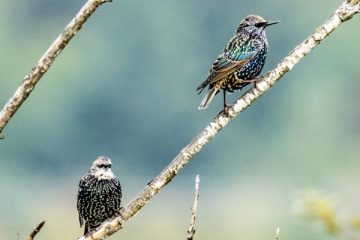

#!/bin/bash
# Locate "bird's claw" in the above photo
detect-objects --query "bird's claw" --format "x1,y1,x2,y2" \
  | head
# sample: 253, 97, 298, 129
115, 208, 124, 219
85, 229, 96, 238
223, 106, 230, 117
216, 106, 230, 118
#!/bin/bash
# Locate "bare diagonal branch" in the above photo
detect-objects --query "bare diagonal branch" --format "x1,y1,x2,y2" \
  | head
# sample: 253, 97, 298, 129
187, 174, 200, 240
0, 0, 112, 139
274, 227, 280, 240
79, 1, 359, 240
27, 220, 46, 240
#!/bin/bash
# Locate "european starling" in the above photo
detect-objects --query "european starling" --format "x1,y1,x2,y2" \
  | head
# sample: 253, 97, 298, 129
77, 156, 122, 235
197, 15, 279, 112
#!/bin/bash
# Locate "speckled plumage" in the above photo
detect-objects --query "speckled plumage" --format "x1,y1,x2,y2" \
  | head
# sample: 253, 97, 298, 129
197, 15, 278, 111
77, 156, 122, 235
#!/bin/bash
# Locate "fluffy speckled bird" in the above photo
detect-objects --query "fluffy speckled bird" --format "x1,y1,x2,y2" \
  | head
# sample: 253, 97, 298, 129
77, 156, 122, 235
197, 15, 278, 112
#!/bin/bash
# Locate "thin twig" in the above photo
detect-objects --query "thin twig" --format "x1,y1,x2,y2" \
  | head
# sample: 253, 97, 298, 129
78, 1, 360, 240
275, 227, 280, 240
0, 0, 111, 139
187, 175, 200, 240
27, 220, 46, 240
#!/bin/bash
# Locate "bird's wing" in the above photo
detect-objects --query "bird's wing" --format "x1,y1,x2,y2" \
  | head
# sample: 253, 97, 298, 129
79, 215, 84, 228
77, 177, 87, 227
206, 37, 260, 85
110, 177, 122, 198
111, 177, 122, 209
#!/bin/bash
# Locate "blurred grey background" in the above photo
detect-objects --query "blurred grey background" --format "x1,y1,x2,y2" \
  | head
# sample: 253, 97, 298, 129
0, 0, 359, 239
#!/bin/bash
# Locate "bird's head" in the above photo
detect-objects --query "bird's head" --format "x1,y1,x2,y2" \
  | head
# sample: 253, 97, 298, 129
90, 156, 115, 180
237, 15, 279, 34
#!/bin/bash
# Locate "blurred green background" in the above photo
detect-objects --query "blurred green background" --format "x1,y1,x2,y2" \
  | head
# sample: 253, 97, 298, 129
1, 0, 359, 239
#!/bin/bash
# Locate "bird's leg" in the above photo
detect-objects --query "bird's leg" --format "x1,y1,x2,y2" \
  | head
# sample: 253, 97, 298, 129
241, 79, 257, 83
222, 90, 230, 116
241, 78, 258, 88
232, 78, 258, 90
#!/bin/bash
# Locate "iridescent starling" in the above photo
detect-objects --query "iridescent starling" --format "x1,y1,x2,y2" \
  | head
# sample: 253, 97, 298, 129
197, 15, 278, 111
77, 156, 122, 235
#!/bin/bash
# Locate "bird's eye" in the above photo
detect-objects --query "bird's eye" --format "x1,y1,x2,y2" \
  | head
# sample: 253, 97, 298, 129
102, 164, 111, 169
98, 164, 105, 168
255, 23, 264, 27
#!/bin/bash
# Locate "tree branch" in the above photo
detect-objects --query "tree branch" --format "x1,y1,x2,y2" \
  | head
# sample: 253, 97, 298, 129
0, 0, 112, 139
27, 220, 46, 240
78, 1, 359, 240
274, 227, 280, 240
186, 174, 200, 240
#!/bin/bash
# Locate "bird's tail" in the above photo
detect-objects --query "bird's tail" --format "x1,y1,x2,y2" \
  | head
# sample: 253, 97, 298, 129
198, 87, 218, 110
